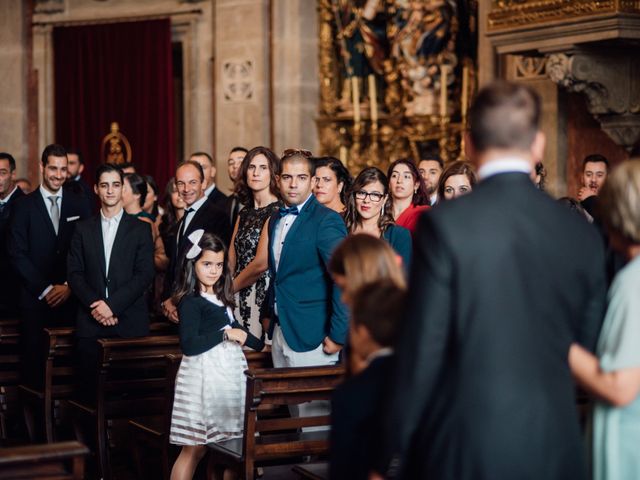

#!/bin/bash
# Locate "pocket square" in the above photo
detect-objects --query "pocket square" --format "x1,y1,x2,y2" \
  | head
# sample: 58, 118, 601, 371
66, 216, 80, 222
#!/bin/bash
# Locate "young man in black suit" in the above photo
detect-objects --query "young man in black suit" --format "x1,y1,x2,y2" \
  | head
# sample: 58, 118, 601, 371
0, 152, 25, 317
8, 144, 91, 384
160, 160, 231, 322
67, 163, 155, 385
373, 82, 607, 480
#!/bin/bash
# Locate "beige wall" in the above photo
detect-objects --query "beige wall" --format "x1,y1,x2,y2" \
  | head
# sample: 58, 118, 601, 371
0, 0, 28, 177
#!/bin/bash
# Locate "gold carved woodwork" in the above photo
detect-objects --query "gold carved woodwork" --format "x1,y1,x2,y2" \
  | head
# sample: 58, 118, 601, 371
488, 0, 640, 31
316, 0, 477, 173
101, 122, 132, 165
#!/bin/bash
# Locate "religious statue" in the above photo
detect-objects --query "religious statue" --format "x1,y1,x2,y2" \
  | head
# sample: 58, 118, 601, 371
389, 0, 458, 116
332, 0, 389, 112
101, 122, 132, 165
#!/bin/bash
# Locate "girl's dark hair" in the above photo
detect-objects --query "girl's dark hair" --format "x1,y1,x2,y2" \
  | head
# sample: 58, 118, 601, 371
437, 161, 477, 202
171, 233, 235, 308
313, 156, 353, 205
344, 167, 394, 234
143, 174, 160, 218
125, 173, 148, 208
234, 146, 281, 206
386, 158, 429, 206
159, 177, 180, 238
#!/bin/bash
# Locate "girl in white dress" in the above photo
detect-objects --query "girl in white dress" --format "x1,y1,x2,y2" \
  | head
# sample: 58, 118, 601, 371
169, 230, 264, 480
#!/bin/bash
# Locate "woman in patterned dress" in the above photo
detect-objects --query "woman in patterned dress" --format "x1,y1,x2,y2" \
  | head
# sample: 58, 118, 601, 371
228, 146, 281, 340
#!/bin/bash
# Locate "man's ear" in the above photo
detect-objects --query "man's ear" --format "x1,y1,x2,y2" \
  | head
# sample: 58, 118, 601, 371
94, 184, 99, 195
79, 163, 85, 175
531, 131, 546, 165
210, 165, 217, 181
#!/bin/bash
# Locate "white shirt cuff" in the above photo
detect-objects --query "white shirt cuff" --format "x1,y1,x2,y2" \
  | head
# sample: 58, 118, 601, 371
39, 285, 54, 300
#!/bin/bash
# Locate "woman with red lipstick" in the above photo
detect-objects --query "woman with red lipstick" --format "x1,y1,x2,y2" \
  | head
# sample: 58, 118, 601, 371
312, 156, 352, 214
387, 158, 430, 235
344, 167, 412, 271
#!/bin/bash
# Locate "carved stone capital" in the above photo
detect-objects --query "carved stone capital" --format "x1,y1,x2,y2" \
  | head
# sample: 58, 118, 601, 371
547, 51, 640, 149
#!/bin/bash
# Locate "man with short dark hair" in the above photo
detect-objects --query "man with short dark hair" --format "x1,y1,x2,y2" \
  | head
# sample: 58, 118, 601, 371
578, 154, 609, 217
373, 82, 607, 479
190, 151, 228, 208
8, 144, 90, 384
0, 152, 25, 317
227, 146, 248, 227
67, 163, 154, 386
418, 155, 443, 206
160, 160, 231, 322
263, 149, 348, 373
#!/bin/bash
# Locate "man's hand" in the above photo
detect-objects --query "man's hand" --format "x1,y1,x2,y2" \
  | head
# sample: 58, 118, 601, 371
98, 316, 119, 326
162, 298, 179, 323
45, 284, 71, 308
90, 300, 114, 323
323, 336, 342, 354
369, 472, 385, 480
577, 186, 595, 202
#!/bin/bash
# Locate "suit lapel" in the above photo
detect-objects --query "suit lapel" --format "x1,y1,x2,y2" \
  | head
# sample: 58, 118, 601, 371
92, 216, 107, 278
278, 196, 316, 267
34, 190, 57, 237
107, 214, 130, 276
267, 209, 279, 274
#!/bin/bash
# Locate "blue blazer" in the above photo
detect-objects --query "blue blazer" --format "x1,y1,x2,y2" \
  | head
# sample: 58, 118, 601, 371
383, 224, 412, 272
264, 195, 348, 352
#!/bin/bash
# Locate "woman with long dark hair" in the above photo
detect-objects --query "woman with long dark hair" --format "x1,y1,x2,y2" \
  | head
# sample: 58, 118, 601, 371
228, 146, 281, 340
344, 167, 412, 270
313, 156, 352, 213
387, 158, 430, 234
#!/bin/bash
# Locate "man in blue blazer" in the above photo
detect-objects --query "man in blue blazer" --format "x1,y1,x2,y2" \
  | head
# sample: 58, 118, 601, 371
8, 144, 91, 385
262, 150, 348, 383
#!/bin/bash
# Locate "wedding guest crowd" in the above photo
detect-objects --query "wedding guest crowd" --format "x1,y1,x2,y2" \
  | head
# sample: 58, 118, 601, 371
2, 79, 638, 480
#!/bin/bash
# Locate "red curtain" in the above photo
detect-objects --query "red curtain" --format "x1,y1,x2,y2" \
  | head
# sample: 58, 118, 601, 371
53, 19, 175, 192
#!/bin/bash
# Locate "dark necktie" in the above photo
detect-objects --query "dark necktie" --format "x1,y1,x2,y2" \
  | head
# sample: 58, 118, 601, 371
278, 205, 299, 217
178, 208, 194, 243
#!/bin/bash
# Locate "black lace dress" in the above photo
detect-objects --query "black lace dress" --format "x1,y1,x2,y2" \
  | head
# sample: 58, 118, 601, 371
233, 202, 279, 339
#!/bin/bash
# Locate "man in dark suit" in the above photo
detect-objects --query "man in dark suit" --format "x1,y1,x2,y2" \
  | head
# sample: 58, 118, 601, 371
0, 152, 25, 317
373, 82, 607, 480
262, 150, 347, 399
190, 151, 229, 209
160, 160, 231, 322
67, 163, 154, 384
8, 144, 91, 384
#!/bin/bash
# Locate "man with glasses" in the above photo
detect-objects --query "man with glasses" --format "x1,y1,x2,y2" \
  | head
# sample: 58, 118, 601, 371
262, 149, 348, 407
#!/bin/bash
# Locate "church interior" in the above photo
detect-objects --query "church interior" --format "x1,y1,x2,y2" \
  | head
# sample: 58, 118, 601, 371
0, 0, 639, 479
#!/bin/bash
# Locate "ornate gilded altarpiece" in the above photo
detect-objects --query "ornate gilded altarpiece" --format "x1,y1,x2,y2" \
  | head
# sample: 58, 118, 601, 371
317, 0, 478, 173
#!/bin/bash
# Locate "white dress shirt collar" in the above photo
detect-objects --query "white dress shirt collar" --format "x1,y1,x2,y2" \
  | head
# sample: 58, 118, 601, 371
478, 157, 532, 181
188, 194, 208, 213
290, 192, 313, 213
205, 183, 216, 198
40, 184, 63, 201
0, 185, 19, 204
100, 207, 124, 224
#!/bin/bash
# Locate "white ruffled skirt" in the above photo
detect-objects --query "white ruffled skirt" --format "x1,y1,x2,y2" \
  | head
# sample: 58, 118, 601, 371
169, 341, 248, 445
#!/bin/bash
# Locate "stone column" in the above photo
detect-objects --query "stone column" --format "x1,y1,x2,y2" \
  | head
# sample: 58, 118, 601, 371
272, 0, 319, 155
0, 0, 28, 177
214, 0, 271, 194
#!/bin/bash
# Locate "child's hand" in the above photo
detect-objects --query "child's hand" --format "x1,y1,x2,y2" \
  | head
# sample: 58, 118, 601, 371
225, 328, 247, 346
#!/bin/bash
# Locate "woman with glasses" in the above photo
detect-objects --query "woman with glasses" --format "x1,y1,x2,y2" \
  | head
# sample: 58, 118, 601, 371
228, 146, 281, 341
387, 158, 430, 235
344, 167, 412, 271
313, 156, 352, 214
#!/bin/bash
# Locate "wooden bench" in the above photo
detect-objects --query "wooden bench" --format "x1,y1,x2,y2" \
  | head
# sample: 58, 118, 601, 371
19, 327, 75, 443
0, 440, 89, 480
207, 364, 344, 480
128, 349, 274, 480
66, 335, 181, 480
0, 318, 21, 441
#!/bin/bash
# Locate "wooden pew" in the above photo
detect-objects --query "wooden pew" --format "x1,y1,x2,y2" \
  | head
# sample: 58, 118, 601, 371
0, 441, 89, 480
207, 364, 344, 480
66, 335, 181, 480
0, 318, 21, 441
128, 350, 273, 480
19, 327, 75, 443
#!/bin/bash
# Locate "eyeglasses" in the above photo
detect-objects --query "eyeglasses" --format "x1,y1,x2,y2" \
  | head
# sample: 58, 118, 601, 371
282, 148, 312, 159
354, 190, 384, 202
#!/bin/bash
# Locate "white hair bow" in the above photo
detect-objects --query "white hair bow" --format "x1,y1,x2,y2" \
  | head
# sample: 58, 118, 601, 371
186, 229, 205, 259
